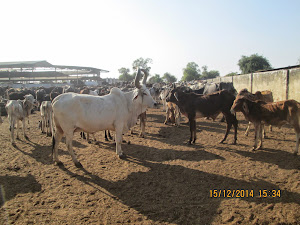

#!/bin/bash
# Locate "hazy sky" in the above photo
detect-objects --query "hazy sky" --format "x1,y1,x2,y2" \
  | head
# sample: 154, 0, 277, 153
1, 0, 299, 80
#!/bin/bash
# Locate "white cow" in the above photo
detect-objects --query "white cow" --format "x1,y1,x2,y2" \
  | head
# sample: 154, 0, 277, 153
5, 94, 37, 145
52, 68, 157, 167
40, 101, 53, 136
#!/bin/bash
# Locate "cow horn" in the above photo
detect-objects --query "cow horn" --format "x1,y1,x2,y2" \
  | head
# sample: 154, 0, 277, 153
135, 68, 142, 89
141, 69, 148, 85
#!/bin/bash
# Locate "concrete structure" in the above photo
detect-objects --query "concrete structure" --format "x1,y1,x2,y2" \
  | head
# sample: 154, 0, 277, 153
205, 65, 300, 102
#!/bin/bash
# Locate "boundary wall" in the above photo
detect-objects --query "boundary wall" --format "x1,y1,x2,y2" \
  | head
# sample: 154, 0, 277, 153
205, 67, 300, 102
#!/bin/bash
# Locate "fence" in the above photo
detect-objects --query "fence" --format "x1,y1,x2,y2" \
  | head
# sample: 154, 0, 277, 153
205, 66, 300, 102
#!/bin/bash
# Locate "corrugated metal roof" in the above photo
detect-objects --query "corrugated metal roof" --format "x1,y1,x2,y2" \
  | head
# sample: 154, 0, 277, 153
0, 60, 53, 68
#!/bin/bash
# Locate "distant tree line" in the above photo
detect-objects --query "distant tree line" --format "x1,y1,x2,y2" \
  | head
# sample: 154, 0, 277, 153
119, 53, 287, 83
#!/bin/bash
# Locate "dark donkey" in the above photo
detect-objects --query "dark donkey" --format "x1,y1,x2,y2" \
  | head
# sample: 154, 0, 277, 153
166, 87, 238, 145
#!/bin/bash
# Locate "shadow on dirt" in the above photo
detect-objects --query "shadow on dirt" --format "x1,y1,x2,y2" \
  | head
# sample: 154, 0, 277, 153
59, 156, 300, 224
232, 148, 300, 170
0, 174, 41, 207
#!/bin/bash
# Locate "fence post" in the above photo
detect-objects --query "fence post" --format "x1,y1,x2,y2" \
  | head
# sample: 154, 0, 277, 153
286, 69, 290, 100
250, 73, 253, 93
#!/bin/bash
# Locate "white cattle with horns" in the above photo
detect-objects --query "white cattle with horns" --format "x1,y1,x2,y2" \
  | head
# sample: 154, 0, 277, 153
52, 68, 157, 168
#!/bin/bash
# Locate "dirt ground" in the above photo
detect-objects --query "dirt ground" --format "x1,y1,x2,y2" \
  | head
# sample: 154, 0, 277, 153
0, 106, 299, 225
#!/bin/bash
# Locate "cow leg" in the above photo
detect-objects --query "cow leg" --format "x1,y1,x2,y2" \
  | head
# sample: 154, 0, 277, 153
65, 133, 82, 168
220, 113, 236, 144
10, 118, 16, 146
16, 120, 20, 140
108, 130, 113, 140
164, 108, 170, 124
52, 130, 63, 166
245, 122, 251, 136
105, 130, 109, 141
139, 114, 146, 138
257, 124, 263, 149
115, 125, 125, 159
269, 125, 272, 132
188, 118, 196, 144
42, 117, 45, 133
253, 123, 261, 151
22, 119, 28, 140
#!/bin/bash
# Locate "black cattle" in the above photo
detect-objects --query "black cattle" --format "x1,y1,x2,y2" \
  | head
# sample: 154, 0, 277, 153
8, 92, 26, 100
166, 88, 238, 145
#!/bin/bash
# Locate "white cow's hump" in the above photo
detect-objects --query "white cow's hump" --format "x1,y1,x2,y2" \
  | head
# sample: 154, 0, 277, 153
110, 87, 123, 96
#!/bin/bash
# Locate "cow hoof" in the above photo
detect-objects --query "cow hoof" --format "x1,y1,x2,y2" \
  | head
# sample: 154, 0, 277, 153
187, 141, 192, 145
105, 138, 109, 142
219, 140, 225, 144
122, 140, 127, 143
119, 154, 126, 159
127, 141, 131, 145
75, 162, 83, 168
12, 143, 16, 147
25, 136, 29, 140
16, 137, 20, 140
56, 161, 64, 166
88, 140, 92, 144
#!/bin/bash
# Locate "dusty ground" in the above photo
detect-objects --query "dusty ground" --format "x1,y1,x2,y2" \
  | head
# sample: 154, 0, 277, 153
0, 106, 299, 225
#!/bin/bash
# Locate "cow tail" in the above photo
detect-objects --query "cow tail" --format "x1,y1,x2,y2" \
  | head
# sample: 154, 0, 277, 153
52, 134, 55, 156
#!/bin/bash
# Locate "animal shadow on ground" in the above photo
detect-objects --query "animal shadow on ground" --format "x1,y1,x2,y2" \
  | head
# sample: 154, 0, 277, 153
233, 148, 300, 170
13, 139, 72, 165
59, 153, 300, 224
0, 174, 41, 207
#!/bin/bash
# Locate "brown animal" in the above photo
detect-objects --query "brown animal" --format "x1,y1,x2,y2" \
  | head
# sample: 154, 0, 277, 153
166, 88, 238, 145
231, 96, 300, 155
164, 102, 181, 126
238, 89, 274, 137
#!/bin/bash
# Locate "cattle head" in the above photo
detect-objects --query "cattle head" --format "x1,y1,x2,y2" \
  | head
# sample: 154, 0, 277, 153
133, 68, 157, 110
230, 96, 249, 115
165, 87, 183, 104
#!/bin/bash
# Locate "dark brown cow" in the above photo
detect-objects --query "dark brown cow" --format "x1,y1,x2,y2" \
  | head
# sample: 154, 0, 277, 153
231, 96, 300, 155
238, 89, 274, 137
166, 88, 238, 145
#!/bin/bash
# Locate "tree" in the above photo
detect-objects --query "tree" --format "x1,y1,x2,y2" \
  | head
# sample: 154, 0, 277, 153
238, 54, 272, 74
225, 72, 238, 77
181, 62, 200, 81
118, 67, 134, 82
132, 57, 153, 71
149, 74, 163, 83
162, 72, 177, 83
200, 65, 220, 79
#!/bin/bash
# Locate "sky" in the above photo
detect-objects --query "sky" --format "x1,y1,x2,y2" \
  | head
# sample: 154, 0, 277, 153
1, 0, 300, 81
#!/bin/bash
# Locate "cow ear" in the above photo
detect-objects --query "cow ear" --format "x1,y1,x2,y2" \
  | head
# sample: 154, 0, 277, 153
174, 92, 179, 101
133, 94, 139, 101
242, 101, 249, 114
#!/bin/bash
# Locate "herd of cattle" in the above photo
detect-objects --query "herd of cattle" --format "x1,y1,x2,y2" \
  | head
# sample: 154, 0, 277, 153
0, 69, 299, 168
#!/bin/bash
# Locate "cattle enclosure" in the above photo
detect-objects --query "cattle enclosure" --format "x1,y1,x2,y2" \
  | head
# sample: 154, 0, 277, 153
0, 106, 299, 224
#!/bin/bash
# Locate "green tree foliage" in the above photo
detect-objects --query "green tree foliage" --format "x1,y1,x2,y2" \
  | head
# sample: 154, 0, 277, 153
238, 54, 272, 74
118, 67, 134, 82
132, 57, 153, 71
225, 72, 238, 77
181, 62, 200, 81
200, 65, 220, 79
162, 72, 177, 83
149, 74, 163, 83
